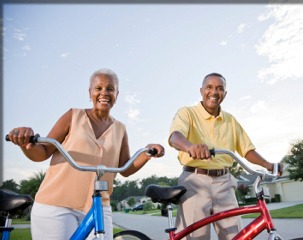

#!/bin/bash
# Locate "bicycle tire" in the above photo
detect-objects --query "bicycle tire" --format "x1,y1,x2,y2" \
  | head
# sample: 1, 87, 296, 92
113, 230, 151, 240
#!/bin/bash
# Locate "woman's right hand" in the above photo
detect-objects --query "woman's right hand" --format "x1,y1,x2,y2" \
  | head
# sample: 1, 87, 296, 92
7, 127, 35, 149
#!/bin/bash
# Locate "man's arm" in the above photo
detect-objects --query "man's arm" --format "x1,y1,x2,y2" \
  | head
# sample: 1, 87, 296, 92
245, 150, 272, 170
245, 150, 283, 175
169, 131, 211, 160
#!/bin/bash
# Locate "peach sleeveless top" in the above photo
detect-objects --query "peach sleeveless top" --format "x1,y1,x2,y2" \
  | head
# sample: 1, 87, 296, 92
35, 108, 126, 212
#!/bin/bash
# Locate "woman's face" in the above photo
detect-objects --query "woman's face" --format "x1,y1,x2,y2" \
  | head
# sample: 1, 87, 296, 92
89, 74, 119, 111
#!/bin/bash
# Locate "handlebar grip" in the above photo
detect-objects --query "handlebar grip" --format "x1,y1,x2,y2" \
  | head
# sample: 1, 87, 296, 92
5, 134, 40, 143
5, 134, 10, 141
147, 148, 158, 156
209, 148, 216, 156
272, 162, 279, 176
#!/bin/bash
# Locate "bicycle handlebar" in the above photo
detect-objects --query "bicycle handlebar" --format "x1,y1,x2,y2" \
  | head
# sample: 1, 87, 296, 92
5, 134, 158, 176
209, 148, 279, 179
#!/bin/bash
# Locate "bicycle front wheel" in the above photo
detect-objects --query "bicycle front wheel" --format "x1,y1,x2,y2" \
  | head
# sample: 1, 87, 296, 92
113, 230, 151, 240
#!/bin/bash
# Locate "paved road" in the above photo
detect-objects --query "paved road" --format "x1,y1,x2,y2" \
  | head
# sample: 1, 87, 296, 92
13, 201, 303, 239
113, 201, 303, 240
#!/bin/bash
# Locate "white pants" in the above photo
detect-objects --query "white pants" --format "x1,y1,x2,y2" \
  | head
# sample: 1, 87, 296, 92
31, 202, 113, 240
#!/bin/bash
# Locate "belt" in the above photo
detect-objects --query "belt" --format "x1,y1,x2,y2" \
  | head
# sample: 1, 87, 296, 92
183, 166, 229, 177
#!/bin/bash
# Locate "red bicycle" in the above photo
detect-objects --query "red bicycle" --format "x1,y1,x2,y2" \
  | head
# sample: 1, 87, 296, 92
114, 148, 283, 240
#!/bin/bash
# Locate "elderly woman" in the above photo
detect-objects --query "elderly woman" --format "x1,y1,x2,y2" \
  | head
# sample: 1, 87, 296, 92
7, 68, 165, 240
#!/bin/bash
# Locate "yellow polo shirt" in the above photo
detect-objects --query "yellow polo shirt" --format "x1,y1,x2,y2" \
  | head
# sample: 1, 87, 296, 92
169, 102, 255, 169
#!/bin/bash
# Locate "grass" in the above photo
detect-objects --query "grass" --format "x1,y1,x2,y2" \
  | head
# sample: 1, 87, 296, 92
242, 204, 303, 218
3, 228, 32, 240
1, 228, 123, 240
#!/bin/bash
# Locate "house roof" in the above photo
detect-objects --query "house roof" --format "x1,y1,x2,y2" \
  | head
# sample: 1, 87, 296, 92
120, 196, 146, 202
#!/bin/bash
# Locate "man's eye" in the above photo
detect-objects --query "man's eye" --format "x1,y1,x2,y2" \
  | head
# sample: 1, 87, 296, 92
217, 87, 224, 91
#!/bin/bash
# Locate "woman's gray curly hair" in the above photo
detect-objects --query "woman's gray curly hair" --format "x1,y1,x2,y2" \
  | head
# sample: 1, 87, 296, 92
89, 68, 119, 90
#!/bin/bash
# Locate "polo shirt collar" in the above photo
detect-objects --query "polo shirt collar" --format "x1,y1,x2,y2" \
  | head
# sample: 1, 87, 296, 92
198, 101, 224, 120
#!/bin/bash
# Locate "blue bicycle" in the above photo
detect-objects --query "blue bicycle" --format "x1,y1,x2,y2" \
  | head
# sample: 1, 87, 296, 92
3, 134, 154, 240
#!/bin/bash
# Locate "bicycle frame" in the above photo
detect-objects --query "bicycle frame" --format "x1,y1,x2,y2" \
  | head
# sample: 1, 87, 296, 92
172, 190, 279, 240
70, 190, 104, 239
146, 148, 282, 240
0, 218, 13, 240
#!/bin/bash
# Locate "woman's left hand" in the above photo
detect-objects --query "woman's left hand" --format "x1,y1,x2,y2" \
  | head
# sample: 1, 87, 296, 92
146, 144, 165, 158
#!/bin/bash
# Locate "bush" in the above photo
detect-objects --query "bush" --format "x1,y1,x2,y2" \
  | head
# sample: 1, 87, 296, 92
275, 194, 281, 202
143, 202, 154, 212
245, 197, 257, 204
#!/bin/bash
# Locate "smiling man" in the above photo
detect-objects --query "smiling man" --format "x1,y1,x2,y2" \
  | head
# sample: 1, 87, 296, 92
168, 73, 281, 240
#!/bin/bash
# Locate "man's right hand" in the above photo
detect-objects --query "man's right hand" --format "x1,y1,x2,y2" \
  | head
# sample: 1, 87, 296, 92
187, 144, 212, 161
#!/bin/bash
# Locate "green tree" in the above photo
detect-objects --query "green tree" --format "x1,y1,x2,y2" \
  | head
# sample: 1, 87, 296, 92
230, 161, 244, 178
236, 184, 249, 204
127, 197, 136, 207
0, 179, 19, 193
19, 170, 45, 198
112, 179, 140, 202
139, 175, 178, 193
284, 140, 303, 181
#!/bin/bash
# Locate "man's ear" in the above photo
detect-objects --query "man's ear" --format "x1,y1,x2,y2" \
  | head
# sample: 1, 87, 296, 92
223, 91, 227, 99
200, 87, 203, 96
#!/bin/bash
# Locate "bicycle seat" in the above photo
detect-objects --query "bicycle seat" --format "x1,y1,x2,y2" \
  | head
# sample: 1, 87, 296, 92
145, 185, 187, 205
0, 189, 33, 213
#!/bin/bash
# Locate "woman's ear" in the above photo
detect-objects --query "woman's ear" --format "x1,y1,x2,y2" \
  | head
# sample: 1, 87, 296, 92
88, 88, 91, 101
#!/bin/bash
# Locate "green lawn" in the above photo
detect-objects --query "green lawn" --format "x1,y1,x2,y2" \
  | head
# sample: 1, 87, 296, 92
1, 228, 123, 240
242, 203, 303, 218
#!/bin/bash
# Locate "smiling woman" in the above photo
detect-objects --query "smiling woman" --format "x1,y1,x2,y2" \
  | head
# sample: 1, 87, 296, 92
5, 68, 165, 240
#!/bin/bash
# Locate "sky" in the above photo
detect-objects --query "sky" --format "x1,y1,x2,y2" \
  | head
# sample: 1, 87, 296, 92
2, 3, 303, 185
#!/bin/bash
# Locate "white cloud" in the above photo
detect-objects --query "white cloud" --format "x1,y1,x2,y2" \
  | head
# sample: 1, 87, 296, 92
60, 52, 70, 58
220, 40, 227, 46
127, 107, 140, 122
237, 23, 246, 34
239, 95, 251, 101
250, 100, 267, 114
14, 30, 26, 41
22, 45, 31, 51
256, 4, 303, 84
125, 94, 141, 105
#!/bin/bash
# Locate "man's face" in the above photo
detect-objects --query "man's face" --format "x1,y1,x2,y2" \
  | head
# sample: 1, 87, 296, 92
200, 75, 227, 115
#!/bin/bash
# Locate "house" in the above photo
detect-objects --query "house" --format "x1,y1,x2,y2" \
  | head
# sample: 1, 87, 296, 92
117, 196, 149, 211
236, 162, 303, 202
117, 196, 161, 211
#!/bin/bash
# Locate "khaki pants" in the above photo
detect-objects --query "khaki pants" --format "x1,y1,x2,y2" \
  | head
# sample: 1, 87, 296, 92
175, 171, 242, 240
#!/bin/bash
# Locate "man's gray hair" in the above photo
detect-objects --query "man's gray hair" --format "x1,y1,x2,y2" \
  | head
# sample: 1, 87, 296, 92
89, 68, 119, 89
202, 72, 226, 89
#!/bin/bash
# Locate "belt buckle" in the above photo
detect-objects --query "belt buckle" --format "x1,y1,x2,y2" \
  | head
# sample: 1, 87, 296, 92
217, 169, 222, 176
